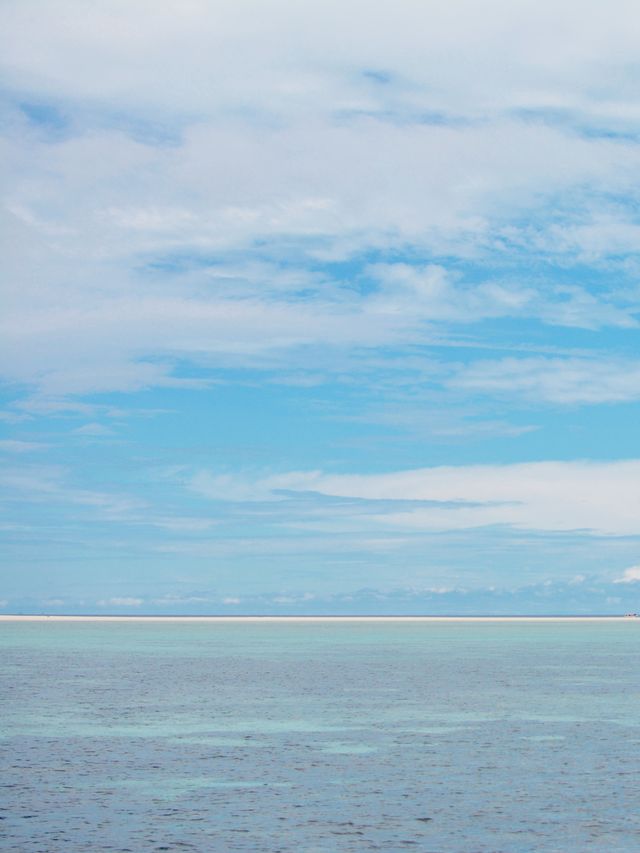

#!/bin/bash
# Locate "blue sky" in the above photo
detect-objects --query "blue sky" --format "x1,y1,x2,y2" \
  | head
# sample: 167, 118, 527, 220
2, 0, 640, 613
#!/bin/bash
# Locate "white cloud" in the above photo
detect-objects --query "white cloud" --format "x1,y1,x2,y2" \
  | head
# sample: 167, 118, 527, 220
0, 439, 47, 453
367, 263, 535, 323
97, 597, 143, 607
0, 465, 146, 517
72, 423, 116, 437
151, 595, 213, 605
2, 3, 640, 398
3, 258, 633, 398
12, 399, 126, 418
191, 460, 640, 537
271, 592, 316, 604
613, 566, 640, 583
145, 517, 220, 532
543, 215, 640, 262
2, 0, 640, 122
449, 357, 640, 404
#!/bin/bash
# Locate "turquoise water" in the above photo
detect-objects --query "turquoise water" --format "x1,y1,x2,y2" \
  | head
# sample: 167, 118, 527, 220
1, 620, 639, 851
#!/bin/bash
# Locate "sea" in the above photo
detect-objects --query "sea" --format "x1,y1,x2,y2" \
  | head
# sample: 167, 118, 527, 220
1, 619, 639, 852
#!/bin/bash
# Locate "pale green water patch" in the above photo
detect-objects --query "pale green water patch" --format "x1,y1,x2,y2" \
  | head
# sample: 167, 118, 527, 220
521, 735, 566, 742
317, 742, 378, 754
103, 776, 293, 798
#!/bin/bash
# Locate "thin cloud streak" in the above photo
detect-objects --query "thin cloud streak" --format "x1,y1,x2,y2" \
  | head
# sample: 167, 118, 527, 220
191, 460, 640, 536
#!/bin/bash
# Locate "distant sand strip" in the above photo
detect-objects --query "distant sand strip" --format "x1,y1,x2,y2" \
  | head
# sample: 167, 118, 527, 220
0, 615, 636, 623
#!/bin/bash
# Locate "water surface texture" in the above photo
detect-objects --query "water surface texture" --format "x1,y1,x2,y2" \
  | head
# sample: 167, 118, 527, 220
1, 620, 639, 852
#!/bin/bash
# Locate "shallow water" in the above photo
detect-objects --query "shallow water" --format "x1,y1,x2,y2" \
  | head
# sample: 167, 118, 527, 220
1, 621, 639, 851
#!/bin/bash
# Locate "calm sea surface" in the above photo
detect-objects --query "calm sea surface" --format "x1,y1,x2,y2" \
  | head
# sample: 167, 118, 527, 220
1, 620, 639, 852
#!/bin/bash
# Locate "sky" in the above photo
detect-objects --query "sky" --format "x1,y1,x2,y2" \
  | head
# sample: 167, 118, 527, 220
2, 0, 640, 614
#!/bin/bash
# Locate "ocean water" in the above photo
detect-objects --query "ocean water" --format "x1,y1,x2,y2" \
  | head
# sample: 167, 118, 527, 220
1, 620, 639, 852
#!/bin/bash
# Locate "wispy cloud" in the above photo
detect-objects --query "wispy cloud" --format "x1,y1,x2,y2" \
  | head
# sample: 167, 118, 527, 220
0, 439, 48, 453
0, 465, 145, 517
3, 18, 640, 399
3, 0, 639, 125
449, 357, 640, 405
97, 597, 143, 608
613, 565, 640, 584
72, 423, 116, 437
190, 460, 640, 536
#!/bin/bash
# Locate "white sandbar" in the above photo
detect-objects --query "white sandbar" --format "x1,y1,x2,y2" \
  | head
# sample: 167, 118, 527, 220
0, 615, 636, 623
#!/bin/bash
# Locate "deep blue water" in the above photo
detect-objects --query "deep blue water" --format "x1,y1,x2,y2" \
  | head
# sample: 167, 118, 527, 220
1, 620, 639, 852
